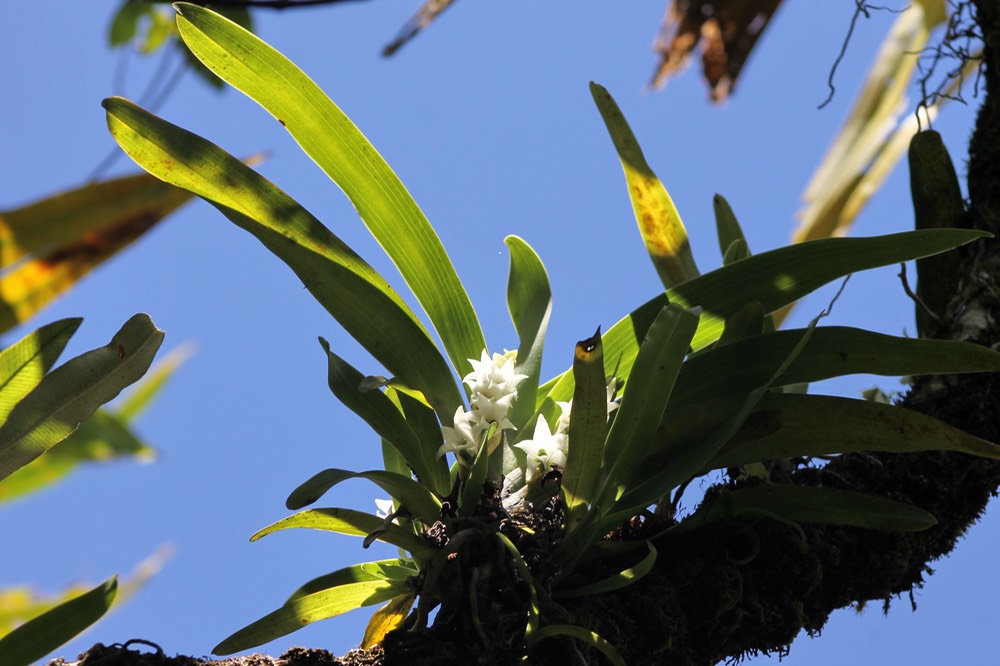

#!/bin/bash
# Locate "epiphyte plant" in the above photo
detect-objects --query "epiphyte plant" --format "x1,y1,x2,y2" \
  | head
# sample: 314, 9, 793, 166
103, 4, 1000, 663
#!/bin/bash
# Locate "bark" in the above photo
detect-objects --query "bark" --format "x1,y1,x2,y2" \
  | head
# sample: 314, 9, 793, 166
67, 3, 1000, 666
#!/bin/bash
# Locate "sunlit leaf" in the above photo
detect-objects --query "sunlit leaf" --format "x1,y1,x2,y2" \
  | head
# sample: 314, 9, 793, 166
286, 559, 418, 603
596, 305, 699, 511
103, 97, 463, 422
591, 83, 699, 289
173, 3, 486, 382
0, 319, 81, 422
505, 236, 552, 431
0, 577, 116, 666
286, 468, 441, 523
319, 338, 449, 496
0, 174, 192, 334
362, 592, 415, 649
0, 409, 154, 503
541, 229, 988, 406
672, 325, 1000, 408
251, 508, 432, 559
0, 314, 163, 481
214, 578, 408, 655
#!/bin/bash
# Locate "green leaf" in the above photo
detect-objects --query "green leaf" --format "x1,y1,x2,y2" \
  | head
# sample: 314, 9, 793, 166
596, 305, 699, 511
286, 559, 418, 603
0, 173, 193, 334
713, 194, 748, 259
286, 468, 441, 523
173, 3, 486, 379
319, 338, 449, 496
704, 392, 1000, 471
103, 96, 463, 422
590, 82, 699, 288
677, 485, 937, 533
459, 430, 491, 517
0, 576, 117, 666
0, 314, 163, 482
672, 326, 1000, 408
214, 578, 408, 655
612, 319, 823, 522
540, 229, 989, 406
529, 624, 625, 666
109, 1, 149, 46
555, 543, 656, 598
251, 508, 433, 560
495, 532, 540, 641
0, 408, 154, 503
0, 319, 81, 422
561, 329, 608, 527
114, 343, 192, 422
505, 236, 552, 431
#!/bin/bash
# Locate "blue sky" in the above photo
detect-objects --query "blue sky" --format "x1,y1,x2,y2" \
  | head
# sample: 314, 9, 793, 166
2, 2, 996, 664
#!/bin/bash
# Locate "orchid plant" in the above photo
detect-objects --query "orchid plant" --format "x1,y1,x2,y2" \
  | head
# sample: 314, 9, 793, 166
102, 5, 1000, 663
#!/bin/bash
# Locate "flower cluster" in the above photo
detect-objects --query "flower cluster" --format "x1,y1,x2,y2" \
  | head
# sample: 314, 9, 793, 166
437, 350, 527, 461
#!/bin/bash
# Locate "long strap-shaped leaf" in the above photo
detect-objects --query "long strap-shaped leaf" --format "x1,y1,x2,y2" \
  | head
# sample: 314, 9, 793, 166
671, 325, 1000, 407
702, 392, 1000, 471
591, 82, 699, 289
0, 314, 163, 481
0, 576, 117, 666
214, 577, 408, 655
505, 235, 552, 431
538, 229, 989, 406
287, 559, 418, 603
320, 339, 450, 495
673, 485, 937, 533
285, 468, 442, 523
251, 508, 433, 560
0, 318, 81, 421
173, 3, 486, 378
104, 97, 462, 422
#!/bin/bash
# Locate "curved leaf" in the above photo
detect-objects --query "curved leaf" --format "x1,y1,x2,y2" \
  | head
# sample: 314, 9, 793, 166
677, 485, 937, 533
362, 592, 415, 649
0, 314, 163, 481
287, 559, 418, 603
103, 96, 462, 422
319, 338, 449, 495
286, 468, 441, 522
173, 3, 486, 379
251, 508, 432, 559
672, 326, 1000, 408
0, 576, 117, 666
529, 624, 625, 666
555, 543, 656, 598
540, 229, 989, 406
590, 83, 699, 289
0, 173, 193, 334
0, 318, 81, 421
505, 236, 552, 431
214, 577, 408, 655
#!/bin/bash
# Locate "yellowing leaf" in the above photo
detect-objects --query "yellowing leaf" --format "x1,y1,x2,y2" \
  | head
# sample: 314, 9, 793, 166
361, 592, 415, 649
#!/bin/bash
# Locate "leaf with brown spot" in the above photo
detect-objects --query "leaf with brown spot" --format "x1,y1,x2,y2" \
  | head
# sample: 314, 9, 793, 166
0, 173, 194, 334
651, 0, 785, 101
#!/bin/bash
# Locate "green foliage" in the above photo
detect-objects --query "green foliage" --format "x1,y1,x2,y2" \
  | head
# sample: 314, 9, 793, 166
0, 577, 117, 666
103, 5, 998, 660
0, 315, 166, 663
